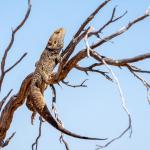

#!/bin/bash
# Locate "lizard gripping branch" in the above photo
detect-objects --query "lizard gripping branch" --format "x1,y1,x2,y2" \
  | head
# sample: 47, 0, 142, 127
27, 28, 107, 140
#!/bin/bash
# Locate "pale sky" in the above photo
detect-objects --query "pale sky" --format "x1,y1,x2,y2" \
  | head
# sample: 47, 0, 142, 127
0, 0, 150, 150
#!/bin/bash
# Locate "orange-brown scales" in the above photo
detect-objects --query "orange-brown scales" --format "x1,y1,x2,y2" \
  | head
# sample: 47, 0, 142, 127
26, 28, 107, 140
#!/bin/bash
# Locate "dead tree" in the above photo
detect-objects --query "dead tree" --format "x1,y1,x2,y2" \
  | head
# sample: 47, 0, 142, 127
0, 0, 150, 149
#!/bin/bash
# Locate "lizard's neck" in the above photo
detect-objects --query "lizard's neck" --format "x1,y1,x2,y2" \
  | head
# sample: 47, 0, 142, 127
46, 48, 61, 56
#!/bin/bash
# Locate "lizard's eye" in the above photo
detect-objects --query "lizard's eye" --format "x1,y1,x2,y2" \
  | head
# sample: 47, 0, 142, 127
55, 31, 60, 34
54, 41, 57, 44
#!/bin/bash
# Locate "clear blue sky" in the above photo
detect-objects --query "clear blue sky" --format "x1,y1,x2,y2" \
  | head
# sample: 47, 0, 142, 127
0, 0, 150, 150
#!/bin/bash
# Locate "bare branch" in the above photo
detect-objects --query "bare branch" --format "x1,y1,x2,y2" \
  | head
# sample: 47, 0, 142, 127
145, 6, 150, 15
0, 89, 13, 111
91, 51, 150, 66
95, 60, 132, 148
49, 88, 70, 150
89, 7, 127, 38
60, 134, 70, 150
91, 10, 150, 49
147, 89, 150, 105
55, 49, 150, 83
0, 132, 16, 148
96, 115, 132, 149
60, 0, 111, 73
75, 64, 112, 81
74, 0, 111, 38
62, 79, 88, 88
50, 93, 70, 150
126, 64, 150, 88
49, 85, 63, 125
32, 117, 44, 150
126, 65, 150, 74
0, 48, 148, 144
0, 0, 31, 91
84, 26, 95, 57
84, 38, 132, 148
50, 84, 57, 110
126, 64, 150, 105
0, 1, 149, 149
0, 73, 32, 141
4, 53, 27, 74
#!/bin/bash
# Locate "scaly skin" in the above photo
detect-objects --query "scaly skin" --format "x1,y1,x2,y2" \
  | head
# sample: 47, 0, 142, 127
27, 28, 107, 140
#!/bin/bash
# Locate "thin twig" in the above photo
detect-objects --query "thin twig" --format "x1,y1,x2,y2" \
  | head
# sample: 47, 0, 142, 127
57, 3, 150, 82
49, 85, 63, 125
75, 64, 112, 81
50, 84, 56, 109
0, 73, 32, 141
127, 64, 150, 105
62, 79, 88, 88
96, 116, 131, 149
91, 7, 150, 49
49, 90, 70, 150
0, 132, 16, 148
126, 65, 150, 74
89, 7, 127, 38
0, 0, 31, 91
95, 58, 132, 148
94, 55, 132, 148
74, 0, 111, 38
91, 51, 150, 66
60, 0, 111, 74
146, 88, 150, 105
84, 38, 132, 148
50, 84, 62, 124
60, 133, 70, 150
84, 26, 95, 57
51, 101, 70, 150
32, 117, 44, 150
0, 89, 13, 111
4, 53, 27, 74
49, 87, 70, 150
127, 64, 150, 88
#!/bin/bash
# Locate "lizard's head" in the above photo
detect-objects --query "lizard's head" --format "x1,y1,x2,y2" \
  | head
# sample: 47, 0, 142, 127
47, 28, 65, 50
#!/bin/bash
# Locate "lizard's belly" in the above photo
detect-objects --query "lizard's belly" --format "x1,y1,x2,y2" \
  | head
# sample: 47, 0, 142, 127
43, 61, 55, 74
31, 73, 42, 88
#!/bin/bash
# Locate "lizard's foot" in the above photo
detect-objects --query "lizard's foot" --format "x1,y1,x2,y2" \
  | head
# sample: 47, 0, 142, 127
31, 111, 36, 125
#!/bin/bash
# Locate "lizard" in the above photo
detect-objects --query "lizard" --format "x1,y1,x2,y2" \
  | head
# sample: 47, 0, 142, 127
26, 28, 107, 140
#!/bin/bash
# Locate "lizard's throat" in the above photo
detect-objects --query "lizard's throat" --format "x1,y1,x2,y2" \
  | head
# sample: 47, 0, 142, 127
46, 48, 61, 55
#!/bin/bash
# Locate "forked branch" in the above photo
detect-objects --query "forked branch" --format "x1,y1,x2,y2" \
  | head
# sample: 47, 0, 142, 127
89, 6, 127, 38
91, 8, 150, 49
61, 0, 111, 69
0, 1, 149, 149
0, 0, 31, 91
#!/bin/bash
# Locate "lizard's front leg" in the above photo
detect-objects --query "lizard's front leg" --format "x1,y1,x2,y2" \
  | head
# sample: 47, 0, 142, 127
41, 72, 55, 85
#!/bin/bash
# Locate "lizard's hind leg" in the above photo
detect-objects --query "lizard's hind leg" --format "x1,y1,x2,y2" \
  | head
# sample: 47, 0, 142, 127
26, 95, 37, 125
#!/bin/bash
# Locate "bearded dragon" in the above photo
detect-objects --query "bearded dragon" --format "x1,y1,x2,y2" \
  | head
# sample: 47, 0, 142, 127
26, 28, 107, 140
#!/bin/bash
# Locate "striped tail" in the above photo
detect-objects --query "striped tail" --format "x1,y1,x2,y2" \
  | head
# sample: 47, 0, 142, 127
30, 86, 107, 140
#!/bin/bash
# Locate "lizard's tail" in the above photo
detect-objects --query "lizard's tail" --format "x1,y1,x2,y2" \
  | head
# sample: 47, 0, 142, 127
30, 87, 107, 140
